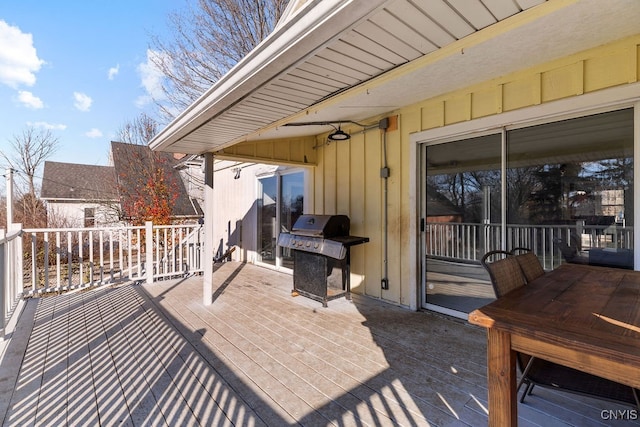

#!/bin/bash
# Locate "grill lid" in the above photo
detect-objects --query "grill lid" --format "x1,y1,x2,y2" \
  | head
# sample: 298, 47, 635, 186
291, 214, 350, 237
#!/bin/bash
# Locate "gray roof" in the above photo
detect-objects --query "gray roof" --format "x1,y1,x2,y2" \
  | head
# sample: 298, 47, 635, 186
41, 161, 119, 201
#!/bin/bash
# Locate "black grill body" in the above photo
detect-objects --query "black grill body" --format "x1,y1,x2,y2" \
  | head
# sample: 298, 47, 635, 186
278, 214, 369, 306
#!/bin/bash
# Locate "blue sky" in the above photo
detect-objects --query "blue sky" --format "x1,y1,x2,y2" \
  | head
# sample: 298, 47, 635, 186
0, 0, 182, 186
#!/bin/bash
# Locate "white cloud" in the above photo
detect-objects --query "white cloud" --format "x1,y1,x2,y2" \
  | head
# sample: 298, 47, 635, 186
136, 49, 167, 106
0, 20, 45, 88
108, 64, 119, 80
17, 90, 43, 109
73, 92, 92, 111
27, 121, 66, 130
85, 128, 103, 138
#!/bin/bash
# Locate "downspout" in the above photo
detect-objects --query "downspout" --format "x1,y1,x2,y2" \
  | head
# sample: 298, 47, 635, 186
380, 118, 390, 290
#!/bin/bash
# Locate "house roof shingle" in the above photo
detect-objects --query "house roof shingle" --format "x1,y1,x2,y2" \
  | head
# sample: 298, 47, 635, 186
41, 161, 119, 201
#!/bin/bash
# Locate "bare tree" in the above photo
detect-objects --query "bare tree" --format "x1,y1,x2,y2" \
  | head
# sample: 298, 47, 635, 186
115, 112, 158, 146
149, 0, 288, 120
2, 126, 60, 199
1, 126, 60, 228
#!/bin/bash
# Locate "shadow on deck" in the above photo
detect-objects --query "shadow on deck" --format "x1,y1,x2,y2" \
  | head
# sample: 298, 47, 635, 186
0, 262, 637, 426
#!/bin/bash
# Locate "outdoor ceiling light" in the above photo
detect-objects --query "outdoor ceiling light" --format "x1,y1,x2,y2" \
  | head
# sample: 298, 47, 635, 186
327, 125, 350, 141
283, 120, 362, 143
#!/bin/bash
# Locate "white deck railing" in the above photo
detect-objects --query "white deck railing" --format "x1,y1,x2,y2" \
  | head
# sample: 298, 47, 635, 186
426, 221, 633, 270
22, 221, 203, 296
1, 224, 24, 339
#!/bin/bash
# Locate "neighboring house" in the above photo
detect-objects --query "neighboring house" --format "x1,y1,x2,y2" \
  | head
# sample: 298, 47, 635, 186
41, 162, 120, 227
41, 142, 203, 227
149, 0, 640, 316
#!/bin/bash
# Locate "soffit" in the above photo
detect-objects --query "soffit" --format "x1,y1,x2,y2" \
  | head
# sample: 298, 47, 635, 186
150, 0, 640, 155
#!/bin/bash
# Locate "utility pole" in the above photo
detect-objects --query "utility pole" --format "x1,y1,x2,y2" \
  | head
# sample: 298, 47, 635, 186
5, 168, 13, 227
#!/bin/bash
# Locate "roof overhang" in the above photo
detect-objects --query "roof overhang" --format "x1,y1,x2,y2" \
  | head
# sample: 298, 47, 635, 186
149, 0, 640, 155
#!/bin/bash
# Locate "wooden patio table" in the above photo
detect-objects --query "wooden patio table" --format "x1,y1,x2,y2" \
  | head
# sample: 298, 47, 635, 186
469, 263, 640, 426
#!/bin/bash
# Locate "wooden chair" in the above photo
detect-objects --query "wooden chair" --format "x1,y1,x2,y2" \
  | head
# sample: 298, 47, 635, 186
510, 247, 545, 283
480, 250, 527, 298
481, 250, 640, 409
519, 357, 640, 408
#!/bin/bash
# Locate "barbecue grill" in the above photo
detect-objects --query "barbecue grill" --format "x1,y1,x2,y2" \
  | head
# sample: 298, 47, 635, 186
278, 214, 369, 306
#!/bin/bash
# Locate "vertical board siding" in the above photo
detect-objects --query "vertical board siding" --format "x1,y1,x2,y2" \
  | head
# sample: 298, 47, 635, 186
336, 137, 351, 214
363, 131, 383, 299
323, 138, 338, 215
314, 136, 325, 214
399, 112, 419, 307
383, 128, 403, 304
349, 134, 367, 293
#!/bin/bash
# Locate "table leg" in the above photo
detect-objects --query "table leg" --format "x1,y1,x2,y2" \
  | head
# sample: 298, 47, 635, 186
486, 329, 517, 426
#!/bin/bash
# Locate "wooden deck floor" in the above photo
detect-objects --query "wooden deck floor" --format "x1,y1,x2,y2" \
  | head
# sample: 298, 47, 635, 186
1, 262, 638, 426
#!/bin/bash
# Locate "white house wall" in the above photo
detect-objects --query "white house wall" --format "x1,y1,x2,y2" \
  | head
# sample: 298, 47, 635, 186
46, 201, 120, 228
211, 161, 276, 263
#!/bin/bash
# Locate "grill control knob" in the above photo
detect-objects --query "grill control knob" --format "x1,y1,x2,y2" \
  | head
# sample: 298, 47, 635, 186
306, 241, 311, 247
292, 239, 296, 245
314, 243, 319, 249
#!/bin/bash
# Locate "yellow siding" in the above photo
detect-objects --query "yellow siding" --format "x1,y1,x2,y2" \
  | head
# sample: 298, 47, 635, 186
472, 87, 501, 119
348, 133, 367, 293
503, 74, 541, 111
541, 62, 582, 102
383, 126, 402, 303
313, 136, 324, 213
363, 130, 382, 298
421, 101, 444, 130
584, 49, 633, 92
323, 139, 337, 215
216, 136, 317, 166
409, 35, 640, 134
444, 94, 471, 125
399, 111, 421, 306
335, 136, 351, 214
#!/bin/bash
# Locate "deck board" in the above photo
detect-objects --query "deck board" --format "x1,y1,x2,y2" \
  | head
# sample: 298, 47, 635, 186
1, 261, 639, 426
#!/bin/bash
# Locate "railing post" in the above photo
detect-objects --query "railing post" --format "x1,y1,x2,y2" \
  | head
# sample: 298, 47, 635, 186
31, 233, 37, 293
146, 221, 154, 284
0, 229, 6, 340
10, 223, 23, 295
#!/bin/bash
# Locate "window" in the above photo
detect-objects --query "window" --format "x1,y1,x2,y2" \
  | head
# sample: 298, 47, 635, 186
84, 207, 95, 227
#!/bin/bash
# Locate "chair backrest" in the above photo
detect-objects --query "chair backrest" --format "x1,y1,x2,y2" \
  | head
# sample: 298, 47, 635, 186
481, 250, 527, 298
556, 240, 578, 262
511, 247, 545, 283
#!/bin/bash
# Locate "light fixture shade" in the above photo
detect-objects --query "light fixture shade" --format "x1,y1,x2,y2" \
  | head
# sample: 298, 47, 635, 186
328, 128, 350, 141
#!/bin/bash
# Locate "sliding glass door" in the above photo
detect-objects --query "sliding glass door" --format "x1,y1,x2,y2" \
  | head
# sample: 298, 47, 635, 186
422, 108, 634, 318
257, 171, 304, 269
423, 133, 502, 316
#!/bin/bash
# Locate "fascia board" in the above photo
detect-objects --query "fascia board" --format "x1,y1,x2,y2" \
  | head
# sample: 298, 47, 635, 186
149, 0, 388, 152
